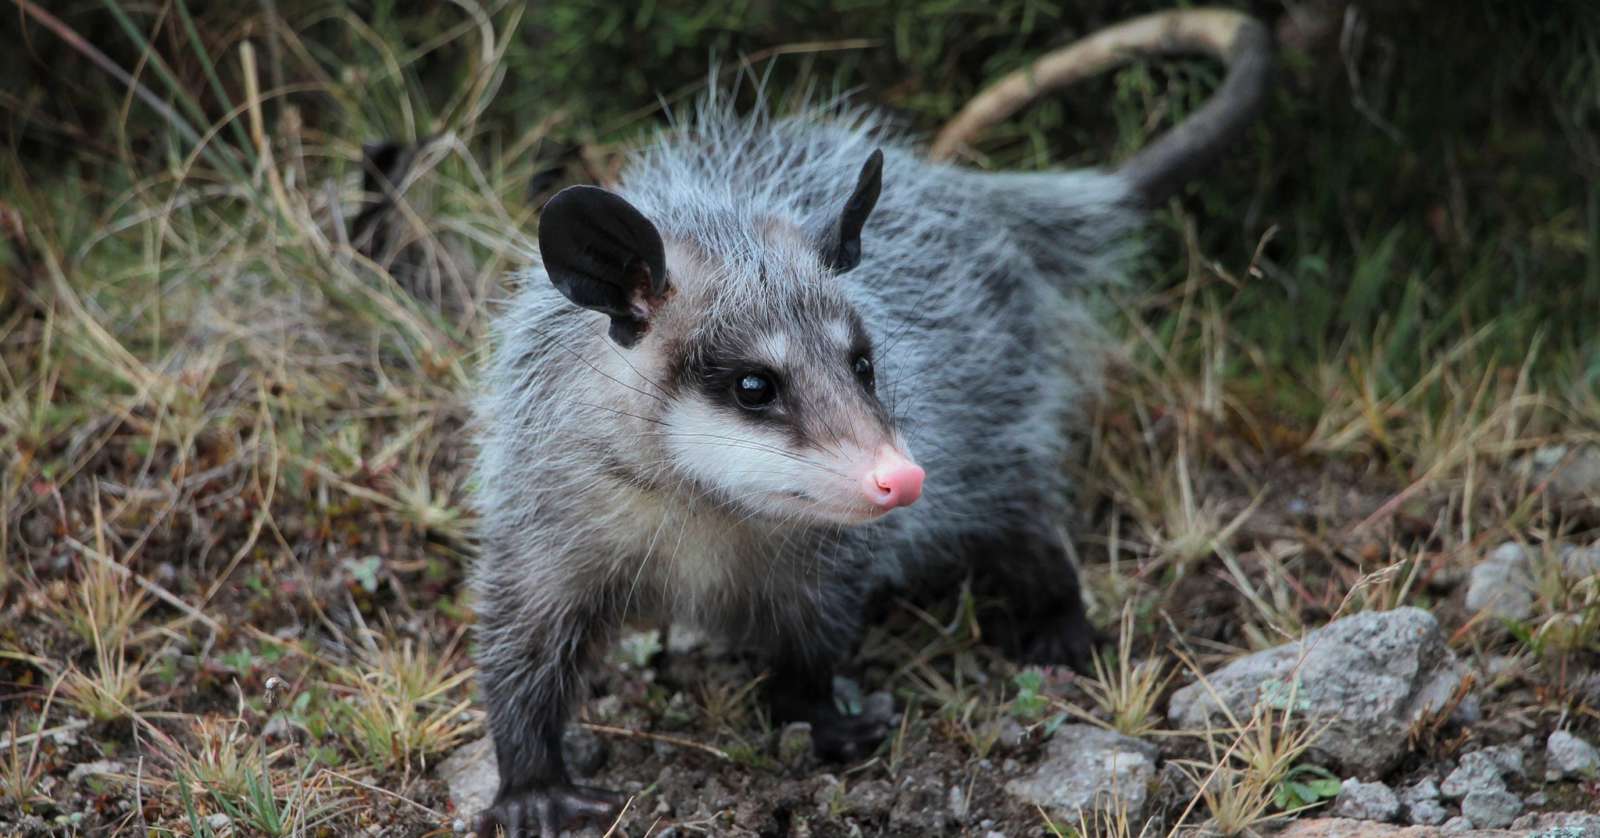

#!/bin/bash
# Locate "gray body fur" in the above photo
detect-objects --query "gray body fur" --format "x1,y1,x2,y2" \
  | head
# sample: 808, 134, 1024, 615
470, 94, 1138, 823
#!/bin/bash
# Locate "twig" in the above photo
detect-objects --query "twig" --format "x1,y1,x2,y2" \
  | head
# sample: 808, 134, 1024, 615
578, 723, 730, 761
601, 795, 636, 838
64, 536, 224, 635
0, 719, 91, 751
321, 769, 446, 819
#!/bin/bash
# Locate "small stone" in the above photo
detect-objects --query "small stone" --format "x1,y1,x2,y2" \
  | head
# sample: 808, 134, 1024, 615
206, 813, 231, 830
1465, 543, 1536, 621
863, 690, 895, 725
843, 779, 895, 817
995, 717, 1027, 751
451, 818, 467, 834
948, 785, 968, 819
67, 760, 124, 785
592, 694, 624, 721
260, 714, 291, 740
1477, 744, 1524, 779
1460, 787, 1522, 828
1330, 778, 1400, 822
1560, 543, 1600, 576
1399, 778, 1447, 826
1512, 812, 1600, 832
1440, 816, 1474, 832
1440, 750, 1509, 800
779, 722, 813, 764
1545, 730, 1600, 780
1524, 444, 1600, 503
436, 736, 497, 817
1003, 724, 1159, 822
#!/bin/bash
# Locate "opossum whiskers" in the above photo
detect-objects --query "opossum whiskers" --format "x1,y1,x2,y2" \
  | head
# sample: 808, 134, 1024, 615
517, 321, 671, 405
576, 402, 852, 479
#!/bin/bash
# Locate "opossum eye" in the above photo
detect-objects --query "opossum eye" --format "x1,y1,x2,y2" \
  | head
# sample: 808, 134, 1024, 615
733, 372, 777, 410
852, 355, 875, 392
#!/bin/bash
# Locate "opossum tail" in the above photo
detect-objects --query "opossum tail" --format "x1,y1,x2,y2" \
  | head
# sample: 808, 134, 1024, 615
930, 9, 1273, 207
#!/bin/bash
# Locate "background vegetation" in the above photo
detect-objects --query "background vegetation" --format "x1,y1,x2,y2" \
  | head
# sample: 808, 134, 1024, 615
2, 1, 1597, 835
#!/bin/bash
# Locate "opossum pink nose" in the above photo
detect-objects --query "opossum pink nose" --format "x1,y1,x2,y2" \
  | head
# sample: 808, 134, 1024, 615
865, 448, 924, 509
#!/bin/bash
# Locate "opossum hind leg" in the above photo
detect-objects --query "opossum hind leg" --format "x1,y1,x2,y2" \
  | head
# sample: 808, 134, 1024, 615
968, 526, 1102, 672
766, 611, 891, 762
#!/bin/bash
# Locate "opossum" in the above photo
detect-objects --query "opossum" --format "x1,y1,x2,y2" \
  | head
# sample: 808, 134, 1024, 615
471, 10, 1271, 835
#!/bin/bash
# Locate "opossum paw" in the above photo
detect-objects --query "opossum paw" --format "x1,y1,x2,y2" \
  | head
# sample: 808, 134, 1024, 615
1016, 608, 1103, 674
811, 708, 890, 763
476, 783, 622, 837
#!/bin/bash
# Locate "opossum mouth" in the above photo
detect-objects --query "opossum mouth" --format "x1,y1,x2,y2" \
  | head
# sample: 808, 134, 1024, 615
765, 490, 891, 525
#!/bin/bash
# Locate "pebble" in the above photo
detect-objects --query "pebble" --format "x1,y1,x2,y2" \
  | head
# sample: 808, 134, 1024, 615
1399, 777, 1447, 826
1545, 730, 1600, 781
1331, 778, 1400, 822
1440, 750, 1510, 799
1459, 787, 1522, 829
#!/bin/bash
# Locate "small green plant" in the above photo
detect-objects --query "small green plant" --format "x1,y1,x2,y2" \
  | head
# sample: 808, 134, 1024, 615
1272, 763, 1343, 811
1010, 669, 1049, 721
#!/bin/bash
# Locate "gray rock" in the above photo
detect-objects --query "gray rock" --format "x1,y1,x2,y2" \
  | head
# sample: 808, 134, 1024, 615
1441, 750, 1511, 800
1331, 778, 1400, 822
1545, 730, 1600, 780
1524, 444, 1600, 503
1405, 797, 1449, 827
206, 813, 231, 831
1003, 724, 1160, 822
1166, 608, 1467, 775
843, 779, 895, 817
437, 736, 497, 817
1559, 543, 1600, 576
1464, 543, 1536, 621
1399, 778, 1447, 826
67, 760, 124, 785
779, 722, 813, 764
1440, 816, 1474, 832
432, 728, 610, 818
947, 785, 968, 820
995, 717, 1027, 751
1459, 787, 1521, 829
1511, 811, 1600, 833
1476, 744, 1524, 779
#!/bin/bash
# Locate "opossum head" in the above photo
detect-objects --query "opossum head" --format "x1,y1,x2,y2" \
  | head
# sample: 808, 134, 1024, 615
539, 151, 923, 526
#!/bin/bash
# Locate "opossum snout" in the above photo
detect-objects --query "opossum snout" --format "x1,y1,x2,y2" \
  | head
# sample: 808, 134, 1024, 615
862, 446, 923, 509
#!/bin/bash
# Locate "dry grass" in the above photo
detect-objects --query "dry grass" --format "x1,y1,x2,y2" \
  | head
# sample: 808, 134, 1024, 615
2, 1, 1597, 835
1063, 605, 1173, 738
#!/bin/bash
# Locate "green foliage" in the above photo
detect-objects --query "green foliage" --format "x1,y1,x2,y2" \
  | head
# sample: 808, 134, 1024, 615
1272, 764, 1342, 812
1009, 669, 1049, 720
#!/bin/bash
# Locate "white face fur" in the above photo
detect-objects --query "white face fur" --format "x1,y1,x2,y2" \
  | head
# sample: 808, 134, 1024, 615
650, 300, 923, 527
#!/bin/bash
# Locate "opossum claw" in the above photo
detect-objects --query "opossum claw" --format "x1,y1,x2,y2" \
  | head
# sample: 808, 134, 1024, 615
810, 706, 892, 762
476, 783, 622, 837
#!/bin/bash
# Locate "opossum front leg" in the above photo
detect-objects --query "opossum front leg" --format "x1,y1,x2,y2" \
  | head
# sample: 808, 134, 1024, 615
970, 526, 1101, 671
475, 596, 622, 836
766, 614, 890, 762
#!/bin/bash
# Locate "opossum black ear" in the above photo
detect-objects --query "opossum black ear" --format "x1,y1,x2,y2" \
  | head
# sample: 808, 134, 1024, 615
818, 149, 883, 274
539, 185, 670, 348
